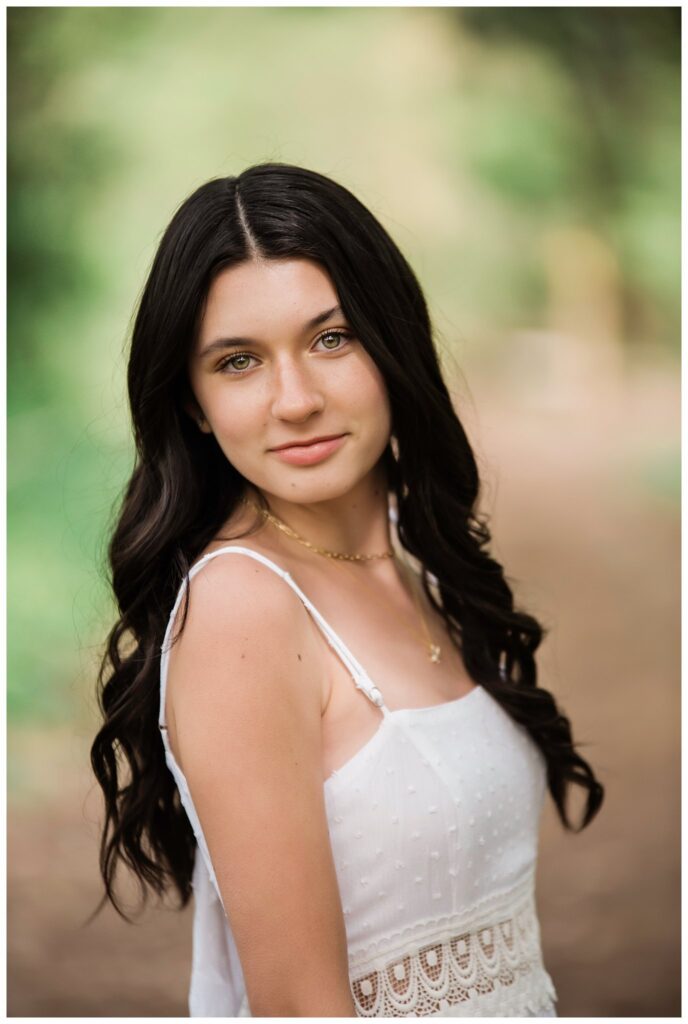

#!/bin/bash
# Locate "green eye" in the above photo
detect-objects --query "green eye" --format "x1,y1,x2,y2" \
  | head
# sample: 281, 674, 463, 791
318, 330, 352, 350
219, 352, 256, 374
229, 354, 251, 370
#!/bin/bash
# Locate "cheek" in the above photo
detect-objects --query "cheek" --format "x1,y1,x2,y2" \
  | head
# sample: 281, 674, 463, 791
342, 354, 391, 432
197, 379, 267, 447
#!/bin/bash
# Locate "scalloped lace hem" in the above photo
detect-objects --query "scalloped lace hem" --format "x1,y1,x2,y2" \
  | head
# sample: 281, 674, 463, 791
350, 890, 557, 1017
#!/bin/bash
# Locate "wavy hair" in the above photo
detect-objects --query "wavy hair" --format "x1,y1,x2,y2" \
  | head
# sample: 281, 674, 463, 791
90, 163, 604, 919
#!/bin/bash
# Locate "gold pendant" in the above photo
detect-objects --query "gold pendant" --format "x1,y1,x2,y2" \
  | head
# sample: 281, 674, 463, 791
429, 644, 442, 664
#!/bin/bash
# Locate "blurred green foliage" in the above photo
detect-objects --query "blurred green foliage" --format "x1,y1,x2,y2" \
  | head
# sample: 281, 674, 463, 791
8, 8, 680, 724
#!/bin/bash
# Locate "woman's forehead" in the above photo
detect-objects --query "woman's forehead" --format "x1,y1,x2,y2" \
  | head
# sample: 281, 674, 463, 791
202, 258, 338, 328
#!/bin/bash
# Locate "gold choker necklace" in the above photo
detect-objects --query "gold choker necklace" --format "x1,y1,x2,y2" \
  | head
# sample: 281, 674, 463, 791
259, 505, 394, 562
251, 501, 442, 663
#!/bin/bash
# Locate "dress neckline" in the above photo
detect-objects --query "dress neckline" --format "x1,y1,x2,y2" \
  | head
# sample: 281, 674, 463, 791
383, 683, 483, 717
324, 685, 485, 790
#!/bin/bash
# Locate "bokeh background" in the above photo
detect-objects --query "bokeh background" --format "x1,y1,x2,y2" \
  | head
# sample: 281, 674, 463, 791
8, 6, 680, 1017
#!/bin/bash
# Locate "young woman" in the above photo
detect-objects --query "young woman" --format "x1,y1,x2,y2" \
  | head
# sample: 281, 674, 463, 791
91, 163, 604, 1017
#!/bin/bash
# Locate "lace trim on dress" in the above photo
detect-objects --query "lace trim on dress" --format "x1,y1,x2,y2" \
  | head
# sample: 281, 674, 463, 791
347, 869, 536, 972
350, 880, 557, 1018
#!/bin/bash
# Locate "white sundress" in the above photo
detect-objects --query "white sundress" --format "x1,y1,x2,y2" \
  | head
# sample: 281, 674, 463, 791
158, 545, 558, 1017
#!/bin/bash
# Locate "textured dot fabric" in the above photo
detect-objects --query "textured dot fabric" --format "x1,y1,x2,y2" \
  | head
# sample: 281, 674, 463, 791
159, 546, 558, 1017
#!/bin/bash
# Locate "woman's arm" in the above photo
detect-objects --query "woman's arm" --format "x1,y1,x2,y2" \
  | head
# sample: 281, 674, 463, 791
168, 555, 357, 1017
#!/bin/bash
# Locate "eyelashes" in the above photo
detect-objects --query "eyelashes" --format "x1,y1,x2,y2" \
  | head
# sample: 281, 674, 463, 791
216, 329, 354, 376
218, 351, 257, 374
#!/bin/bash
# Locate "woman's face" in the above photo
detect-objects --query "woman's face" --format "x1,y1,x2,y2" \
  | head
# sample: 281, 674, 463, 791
188, 258, 392, 505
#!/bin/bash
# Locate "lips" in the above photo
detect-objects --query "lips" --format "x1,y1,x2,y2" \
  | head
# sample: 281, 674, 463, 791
269, 433, 348, 466
269, 433, 347, 452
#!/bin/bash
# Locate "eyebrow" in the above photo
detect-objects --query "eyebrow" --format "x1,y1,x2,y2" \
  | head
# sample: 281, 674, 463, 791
198, 304, 345, 358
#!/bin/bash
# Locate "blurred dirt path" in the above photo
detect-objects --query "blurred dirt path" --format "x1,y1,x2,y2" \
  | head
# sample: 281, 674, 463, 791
8, 366, 680, 1016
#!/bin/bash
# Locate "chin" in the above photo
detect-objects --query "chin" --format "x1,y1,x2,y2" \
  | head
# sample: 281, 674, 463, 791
268, 478, 360, 506
260, 464, 376, 506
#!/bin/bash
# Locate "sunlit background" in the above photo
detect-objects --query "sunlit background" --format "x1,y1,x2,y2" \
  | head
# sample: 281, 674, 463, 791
8, 7, 680, 1016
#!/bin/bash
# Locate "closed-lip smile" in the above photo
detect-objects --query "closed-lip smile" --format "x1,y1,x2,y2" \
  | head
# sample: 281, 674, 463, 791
269, 433, 347, 451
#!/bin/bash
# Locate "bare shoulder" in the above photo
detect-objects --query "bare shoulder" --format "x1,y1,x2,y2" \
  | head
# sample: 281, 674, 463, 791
182, 545, 301, 634
166, 547, 325, 762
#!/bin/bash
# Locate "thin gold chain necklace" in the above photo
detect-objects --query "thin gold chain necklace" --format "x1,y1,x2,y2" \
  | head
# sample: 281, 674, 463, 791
252, 502, 442, 664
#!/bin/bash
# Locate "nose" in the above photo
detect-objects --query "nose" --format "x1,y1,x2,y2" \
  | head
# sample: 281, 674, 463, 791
269, 355, 325, 422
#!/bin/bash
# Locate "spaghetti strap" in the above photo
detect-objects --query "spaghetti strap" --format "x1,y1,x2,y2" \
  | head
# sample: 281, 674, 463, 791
159, 545, 386, 731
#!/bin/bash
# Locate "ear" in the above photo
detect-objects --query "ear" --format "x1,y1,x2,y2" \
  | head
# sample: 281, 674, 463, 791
196, 413, 213, 435
183, 397, 213, 435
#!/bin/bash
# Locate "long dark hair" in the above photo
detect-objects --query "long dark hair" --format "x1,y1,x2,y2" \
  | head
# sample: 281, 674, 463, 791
91, 162, 604, 920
